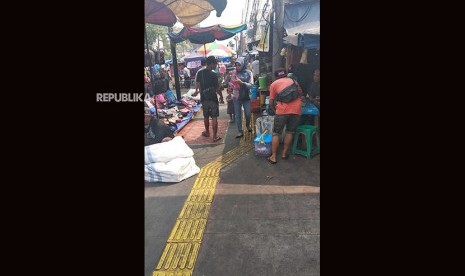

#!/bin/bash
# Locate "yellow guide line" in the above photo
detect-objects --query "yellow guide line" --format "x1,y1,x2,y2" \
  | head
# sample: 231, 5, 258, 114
153, 140, 254, 276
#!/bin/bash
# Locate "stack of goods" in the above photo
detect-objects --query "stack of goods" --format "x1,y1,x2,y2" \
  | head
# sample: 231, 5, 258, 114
152, 90, 202, 133
145, 136, 200, 183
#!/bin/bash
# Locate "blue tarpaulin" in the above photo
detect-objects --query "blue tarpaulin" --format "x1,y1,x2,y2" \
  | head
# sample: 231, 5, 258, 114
283, 0, 320, 49
174, 104, 202, 133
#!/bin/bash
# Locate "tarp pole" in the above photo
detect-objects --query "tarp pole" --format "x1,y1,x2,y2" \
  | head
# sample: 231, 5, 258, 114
170, 40, 182, 100
203, 44, 207, 57
145, 24, 158, 119
168, 27, 182, 100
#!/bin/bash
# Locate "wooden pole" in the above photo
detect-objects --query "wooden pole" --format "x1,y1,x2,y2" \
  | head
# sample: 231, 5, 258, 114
272, 0, 284, 81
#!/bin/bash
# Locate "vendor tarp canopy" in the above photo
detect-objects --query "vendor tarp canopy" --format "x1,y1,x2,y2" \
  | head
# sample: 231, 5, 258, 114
283, 0, 320, 49
284, 0, 320, 35
283, 33, 320, 49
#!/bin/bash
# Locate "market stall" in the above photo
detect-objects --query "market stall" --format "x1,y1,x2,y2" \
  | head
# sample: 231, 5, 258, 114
145, 88, 202, 134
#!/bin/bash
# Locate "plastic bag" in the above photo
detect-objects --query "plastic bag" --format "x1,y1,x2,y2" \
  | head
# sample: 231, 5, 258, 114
255, 116, 274, 135
254, 130, 272, 157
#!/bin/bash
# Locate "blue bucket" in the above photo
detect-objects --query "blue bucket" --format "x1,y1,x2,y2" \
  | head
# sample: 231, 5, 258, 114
250, 85, 258, 99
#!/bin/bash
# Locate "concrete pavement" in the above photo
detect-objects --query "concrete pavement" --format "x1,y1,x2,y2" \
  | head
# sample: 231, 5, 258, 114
145, 87, 320, 276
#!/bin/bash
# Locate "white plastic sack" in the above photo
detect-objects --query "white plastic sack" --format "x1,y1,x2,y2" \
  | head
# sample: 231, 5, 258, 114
145, 136, 193, 164
145, 157, 200, 183
183, 89, 201, 101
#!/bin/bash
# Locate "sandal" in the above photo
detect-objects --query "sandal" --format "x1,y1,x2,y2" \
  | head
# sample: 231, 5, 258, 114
281, 154, 289, 160
235, 133, 244, 138
213, 136, 222, 142
267, 157, 277, 164
201, 131, 210, 137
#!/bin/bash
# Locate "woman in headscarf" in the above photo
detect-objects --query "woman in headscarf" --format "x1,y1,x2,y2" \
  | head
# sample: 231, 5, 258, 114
226, 57, 254, 138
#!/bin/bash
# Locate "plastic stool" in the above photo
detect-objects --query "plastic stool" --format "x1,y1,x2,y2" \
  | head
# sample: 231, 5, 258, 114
292, 125, 320, 159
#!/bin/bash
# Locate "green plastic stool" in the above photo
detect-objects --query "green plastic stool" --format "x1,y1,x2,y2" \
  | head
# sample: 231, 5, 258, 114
292, 125, 320, 159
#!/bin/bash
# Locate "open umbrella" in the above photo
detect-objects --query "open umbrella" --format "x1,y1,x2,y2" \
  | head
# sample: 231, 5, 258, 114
169, 24, 247, 45
195, 41, 236, 56
154, 0, 227, 26
168, 24, 246, 68
145, 1, 177, 26
206, 48, 230, 57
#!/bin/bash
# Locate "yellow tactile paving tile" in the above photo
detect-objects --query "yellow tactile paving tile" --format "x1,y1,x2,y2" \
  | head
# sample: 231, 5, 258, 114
178, 203, 211, 220
186, 187, 216, 203
153, 114, 255, 276
167, 219, 207, 242
155, 242, 200, 275
192, 177, 216, 189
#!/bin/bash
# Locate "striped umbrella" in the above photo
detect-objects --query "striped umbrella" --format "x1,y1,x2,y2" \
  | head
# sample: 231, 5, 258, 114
195, 41, 236, 56
206, 48, 231, 57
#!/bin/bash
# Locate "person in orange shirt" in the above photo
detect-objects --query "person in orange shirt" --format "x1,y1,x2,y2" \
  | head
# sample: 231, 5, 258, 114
267, 68, 303, 164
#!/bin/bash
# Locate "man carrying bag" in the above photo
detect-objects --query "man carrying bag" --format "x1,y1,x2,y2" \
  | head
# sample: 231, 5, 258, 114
267, 68, 303, 164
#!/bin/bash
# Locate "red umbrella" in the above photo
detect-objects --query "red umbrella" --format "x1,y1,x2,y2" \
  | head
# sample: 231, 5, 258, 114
145, 1, 177, 26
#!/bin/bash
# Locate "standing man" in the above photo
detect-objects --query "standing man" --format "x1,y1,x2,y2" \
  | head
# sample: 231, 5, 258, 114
193, 56, 222, 142
178, 63, 191, 89
267, 68, 303, 164
179, 63, 191, 89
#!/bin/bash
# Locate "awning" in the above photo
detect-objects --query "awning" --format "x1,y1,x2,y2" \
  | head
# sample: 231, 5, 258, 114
283, 0, 320, 49
284, 0, 320, 35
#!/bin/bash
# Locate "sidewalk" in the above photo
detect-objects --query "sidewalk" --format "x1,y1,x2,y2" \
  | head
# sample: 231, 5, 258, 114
145, 90, 320, 276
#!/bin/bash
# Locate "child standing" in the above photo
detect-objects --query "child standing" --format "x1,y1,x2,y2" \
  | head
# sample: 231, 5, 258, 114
226, 87, 235, 123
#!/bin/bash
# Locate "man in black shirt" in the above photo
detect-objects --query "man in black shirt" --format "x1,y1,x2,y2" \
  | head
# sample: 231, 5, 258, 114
193, 56, 222, 142
194, 58, 207, 96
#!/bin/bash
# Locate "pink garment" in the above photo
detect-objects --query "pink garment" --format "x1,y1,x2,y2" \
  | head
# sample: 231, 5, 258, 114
219, 64, 226, 74
228, 71, 240, 90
